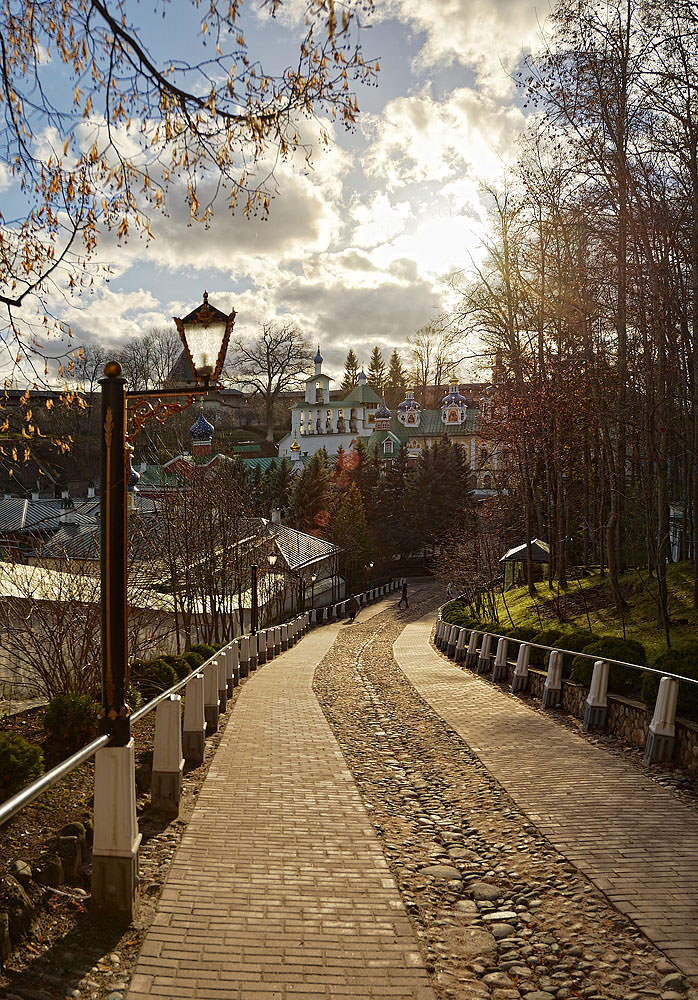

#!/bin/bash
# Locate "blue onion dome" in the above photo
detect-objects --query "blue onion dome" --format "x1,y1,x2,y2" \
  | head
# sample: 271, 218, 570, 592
190, 407, 214, 441
357, 368, 367, 384
441, 389, 468, 406
314, 345, 323, 364
397, 390, 420, 412
375, 396, 391, 419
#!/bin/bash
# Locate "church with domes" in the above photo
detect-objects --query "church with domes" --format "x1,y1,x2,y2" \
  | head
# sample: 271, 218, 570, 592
277, 351, 499, 492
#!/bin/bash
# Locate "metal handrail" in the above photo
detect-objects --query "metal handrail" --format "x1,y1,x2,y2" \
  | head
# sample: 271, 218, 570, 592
439, 612, 698, 688
0, 581, 398, 828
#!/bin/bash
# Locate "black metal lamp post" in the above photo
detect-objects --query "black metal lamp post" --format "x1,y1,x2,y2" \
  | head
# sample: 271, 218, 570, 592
251, 563, 259, 634
98, 293, 235, 745
310, 572, 317, 608
266, 552, 278, 627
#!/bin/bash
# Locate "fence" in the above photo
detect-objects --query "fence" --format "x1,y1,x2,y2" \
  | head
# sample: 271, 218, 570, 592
0, 579, 404, 921
433, 614, 698, 771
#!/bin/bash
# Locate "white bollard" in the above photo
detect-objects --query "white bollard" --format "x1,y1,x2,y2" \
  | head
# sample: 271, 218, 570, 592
91, 740, 141, 918
151, 694, 184, 817
446, 624, 458, 659
249, 633, 258, 671
203, 660, 219, 734
281, 623, 289, 651
238, 635, 250, 678
215, 657, 227, 713
258, 631, 267, 665
542, 649, 563, 708
512, 643, 531, 694
273, 626, 281, 655
454, 628, 467, 663
182, 674, 206, 763
465, 630, 481, 669
492, 637, 509, 683
645, 676, 679, 763
477, 633, 493, 674
230, 641, 240, 684
222, 647, 233, 695
583, 660, 609, 731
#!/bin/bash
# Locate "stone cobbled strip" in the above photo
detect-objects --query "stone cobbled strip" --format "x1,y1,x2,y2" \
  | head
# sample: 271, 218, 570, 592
126, 605, 434, 1000
393, 615, 698, 978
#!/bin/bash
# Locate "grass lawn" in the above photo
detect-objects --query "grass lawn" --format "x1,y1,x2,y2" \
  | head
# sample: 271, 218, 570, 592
492, 560, 698, 664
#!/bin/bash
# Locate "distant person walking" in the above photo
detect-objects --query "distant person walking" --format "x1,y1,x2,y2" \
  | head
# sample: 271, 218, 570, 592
446, 582, 453, 598
348, 594, 359, 622
397, 581, 409, 609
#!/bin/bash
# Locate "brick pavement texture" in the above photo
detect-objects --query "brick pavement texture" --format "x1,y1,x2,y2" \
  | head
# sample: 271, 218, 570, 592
393, 615, 698, 978
127, 601, 435, 1000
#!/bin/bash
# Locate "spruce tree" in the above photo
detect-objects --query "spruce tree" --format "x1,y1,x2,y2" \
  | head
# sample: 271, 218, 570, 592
340, 349, 360, 392
384, 349, 408, 409
329, 483, 372, 590
367, 346, 387, 394
292, 451, 332, 533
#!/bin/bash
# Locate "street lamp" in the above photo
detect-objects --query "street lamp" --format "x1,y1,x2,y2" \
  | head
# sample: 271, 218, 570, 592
251, 563, 259, 634
265, 552, 278, 626
99, 292, 235, 744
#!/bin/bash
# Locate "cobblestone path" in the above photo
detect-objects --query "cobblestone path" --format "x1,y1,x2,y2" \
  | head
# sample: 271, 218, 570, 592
392, 605, 698, 979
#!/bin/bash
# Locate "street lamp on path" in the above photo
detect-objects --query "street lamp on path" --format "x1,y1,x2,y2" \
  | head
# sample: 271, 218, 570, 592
93, 293, 235, 919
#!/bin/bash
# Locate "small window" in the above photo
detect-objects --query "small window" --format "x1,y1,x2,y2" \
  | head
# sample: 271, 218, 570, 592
481, 447, 488, 463
384, 439, 393, 454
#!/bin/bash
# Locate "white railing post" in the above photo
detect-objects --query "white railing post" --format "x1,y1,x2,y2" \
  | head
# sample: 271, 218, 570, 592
258, 631, 267, 665
215, 657, 227, 713
249, 633, 258, 671
446, 625, 458, 659
583, 660, 609, 731
238, 635, 250, 678
542, 649, 563, 708
203, 660, 220, 734
465, 630, 480, 669
151, 694, 184, 817
492, 637, 508, 683
91, 740, 141, 919
454, 628, 467, 663
477, 633, 493, 674
230, 641, 240, 684
644, 676, 679, 763
511, 643, 530, 694
281, 623, 289, 651
183, 674, 206, 764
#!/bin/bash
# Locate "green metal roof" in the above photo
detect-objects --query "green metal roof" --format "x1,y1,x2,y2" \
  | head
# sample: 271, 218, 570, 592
342, 382, 381, 404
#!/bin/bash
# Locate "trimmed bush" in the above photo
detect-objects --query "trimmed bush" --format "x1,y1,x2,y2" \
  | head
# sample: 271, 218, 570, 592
130, 657, 177, 699
0, 732, 44, 802
570, 637, 646, 694
161, 654, 191, 681
642, 644, 698, 721
43, 693, 97, 750
190, 643, 216, 661
544, 630, 600, 678
182, 651, 204, 671
529, 628, 564, 667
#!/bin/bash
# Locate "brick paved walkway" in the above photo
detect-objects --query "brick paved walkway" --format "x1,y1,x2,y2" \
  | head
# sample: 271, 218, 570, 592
394, 615, 698, 978
127, 601, 434, 1000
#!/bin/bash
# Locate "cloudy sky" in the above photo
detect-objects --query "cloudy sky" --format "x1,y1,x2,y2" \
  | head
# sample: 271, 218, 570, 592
9, 0, 548, 384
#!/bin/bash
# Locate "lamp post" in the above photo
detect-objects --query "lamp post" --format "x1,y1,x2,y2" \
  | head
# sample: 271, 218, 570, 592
93, 292, 234, 918
251, 563, 258, 634
310, 572, 317, 609
266, 551, 278, 627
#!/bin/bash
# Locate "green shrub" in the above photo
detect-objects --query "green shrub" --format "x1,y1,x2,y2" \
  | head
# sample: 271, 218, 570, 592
510, 626, 538, 643
642, 643, 698, 721
544, 630, 600, 678
0, 732, 44, 802
130, 657, 177, 699
190, 643, 216, 660
161, 654, 190, 681
570, 637, 646, 694
182, 651, 204, 670
529, 628, 564, 667
43, 693, 98, 750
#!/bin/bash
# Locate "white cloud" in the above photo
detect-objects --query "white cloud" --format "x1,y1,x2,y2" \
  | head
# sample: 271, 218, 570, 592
378, 0, 541, 98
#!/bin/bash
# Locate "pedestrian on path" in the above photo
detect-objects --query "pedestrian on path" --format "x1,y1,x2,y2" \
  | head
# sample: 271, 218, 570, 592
446, 581, 453, 598
348, 594, 359, 622
397, 581, 409, 608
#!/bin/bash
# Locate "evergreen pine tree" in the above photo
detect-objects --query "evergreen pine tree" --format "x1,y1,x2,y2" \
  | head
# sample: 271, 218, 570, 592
384, 349, 408, 409
367, 346, 387, 394
340, 349, 360, 392
271, 457, 296, 518
292, 451, 332, 534
329, 483, 372, 590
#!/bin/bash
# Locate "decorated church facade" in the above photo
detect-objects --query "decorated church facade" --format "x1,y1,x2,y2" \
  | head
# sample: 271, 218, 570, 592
277, 349, 499, 492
